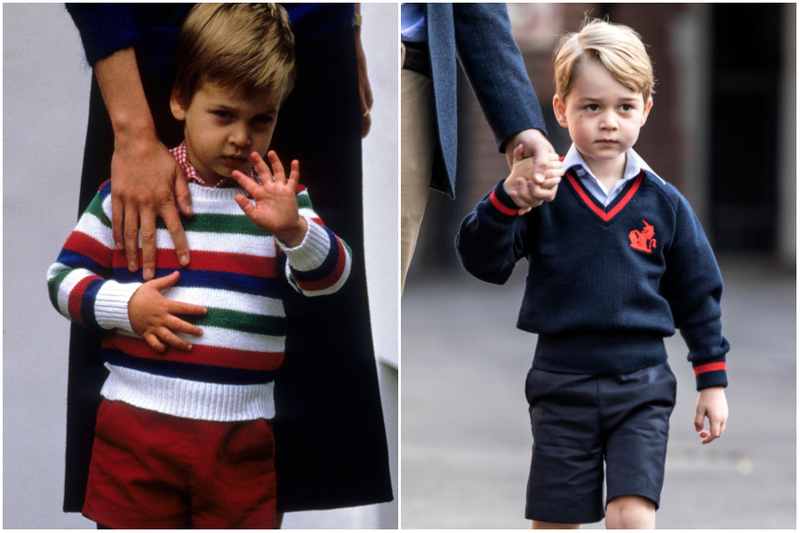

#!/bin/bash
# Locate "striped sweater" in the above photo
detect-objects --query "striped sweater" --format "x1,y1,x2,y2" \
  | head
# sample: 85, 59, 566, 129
47, 155, 352, 422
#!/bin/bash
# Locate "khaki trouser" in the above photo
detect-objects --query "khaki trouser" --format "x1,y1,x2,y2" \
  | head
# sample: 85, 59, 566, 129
400, 43, 437, 293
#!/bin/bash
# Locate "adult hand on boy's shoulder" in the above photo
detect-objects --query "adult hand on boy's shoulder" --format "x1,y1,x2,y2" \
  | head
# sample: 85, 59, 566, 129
231, 151, 308, 248
503, 144, 563, 213
694, 386, 729, 445
111, 139, 193, 280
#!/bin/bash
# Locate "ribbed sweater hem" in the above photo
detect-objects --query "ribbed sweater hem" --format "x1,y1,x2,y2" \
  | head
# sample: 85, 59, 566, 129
100, 364, 275, 421
533, 333, 668, 376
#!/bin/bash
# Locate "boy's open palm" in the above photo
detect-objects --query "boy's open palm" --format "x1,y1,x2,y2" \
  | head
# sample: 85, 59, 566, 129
694, 387, 728, 444
129, 271, 207, 353
231, 151, 308, 248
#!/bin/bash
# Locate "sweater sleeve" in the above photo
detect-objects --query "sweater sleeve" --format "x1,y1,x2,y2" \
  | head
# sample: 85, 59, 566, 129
662, 194, 730, 390
452, 3, 547, 152
46, 182, 141, 333
65, 4, 141, 66
455, 180, 530, 284
278, 187, 352, 297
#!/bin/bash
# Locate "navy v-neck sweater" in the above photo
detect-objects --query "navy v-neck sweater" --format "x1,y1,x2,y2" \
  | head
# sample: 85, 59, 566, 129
456, 168, 729, 390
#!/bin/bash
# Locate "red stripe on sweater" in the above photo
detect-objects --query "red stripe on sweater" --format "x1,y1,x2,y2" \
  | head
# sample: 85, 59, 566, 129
566, 172, 643, 222
489, 190, 518, 216
693, 361, 727, 376
294, 238, 348, 292
68, 276, 100, 328
102, 334, 285, 372
64, 231, 112, 267
111, 249, 278, 277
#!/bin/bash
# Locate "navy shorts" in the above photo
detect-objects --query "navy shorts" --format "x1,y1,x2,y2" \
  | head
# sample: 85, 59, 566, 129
524, 361, 677, 524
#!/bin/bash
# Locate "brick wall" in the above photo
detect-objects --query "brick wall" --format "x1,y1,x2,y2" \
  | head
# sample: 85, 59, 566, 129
459, 4, 691, 207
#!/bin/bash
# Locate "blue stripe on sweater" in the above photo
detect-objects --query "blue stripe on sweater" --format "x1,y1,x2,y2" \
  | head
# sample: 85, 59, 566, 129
113, 268, 285, 299
101, 348, 276, 386
289, 227, 340, 282
56, 250, 113, 278
81, 278, 106, 331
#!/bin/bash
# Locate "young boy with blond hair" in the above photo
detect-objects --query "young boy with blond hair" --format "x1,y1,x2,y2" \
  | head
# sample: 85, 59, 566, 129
456, 18, 729, 528
47, 4, 351, 528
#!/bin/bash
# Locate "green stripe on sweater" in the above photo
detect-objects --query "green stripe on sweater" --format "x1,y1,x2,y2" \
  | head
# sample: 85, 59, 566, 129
188, 307, 287, 337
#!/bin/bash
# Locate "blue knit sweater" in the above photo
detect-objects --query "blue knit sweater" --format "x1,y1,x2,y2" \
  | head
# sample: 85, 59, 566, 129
456, 168, 729, 390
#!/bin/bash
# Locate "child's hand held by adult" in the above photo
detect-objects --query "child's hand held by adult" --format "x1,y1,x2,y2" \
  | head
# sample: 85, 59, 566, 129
503, 144, 562, 213
128, 270, 207, 353
694, 386, 728, 444
231, 151, 308, 248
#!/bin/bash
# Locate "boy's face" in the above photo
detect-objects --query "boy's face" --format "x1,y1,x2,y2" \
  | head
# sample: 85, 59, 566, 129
553, 61, 652, 176
171, 81, 279, 187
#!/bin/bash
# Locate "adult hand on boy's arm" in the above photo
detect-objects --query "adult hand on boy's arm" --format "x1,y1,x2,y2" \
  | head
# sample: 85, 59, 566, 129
95, 47, 193, 281
503, 144, 563, 213
129, 271, 207, 353
231, 151, 309, 248
694, 387, 728, 444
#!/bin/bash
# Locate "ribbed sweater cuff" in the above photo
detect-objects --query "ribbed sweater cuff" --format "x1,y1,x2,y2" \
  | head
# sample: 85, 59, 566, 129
488, 180, 520, 219
280, 217, 331, 271
94, 280, 141, 334
692, 358, 728, 390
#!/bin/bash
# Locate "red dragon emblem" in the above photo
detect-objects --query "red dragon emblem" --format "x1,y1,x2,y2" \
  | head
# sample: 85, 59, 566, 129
629, 219, 657, 254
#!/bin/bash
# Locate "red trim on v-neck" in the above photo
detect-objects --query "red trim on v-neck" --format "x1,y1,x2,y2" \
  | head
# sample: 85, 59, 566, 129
566, 172, 644, 222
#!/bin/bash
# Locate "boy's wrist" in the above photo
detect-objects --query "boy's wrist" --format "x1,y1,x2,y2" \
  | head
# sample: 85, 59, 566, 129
491, 179, 523, 216
275, 216, 309, 249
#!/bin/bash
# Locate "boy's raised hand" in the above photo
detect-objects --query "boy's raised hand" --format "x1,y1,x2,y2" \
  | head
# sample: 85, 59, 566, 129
694, 387, 728, 444
503, 144, 563, 214
128, 271, 207, 353
230, 151, 308, 248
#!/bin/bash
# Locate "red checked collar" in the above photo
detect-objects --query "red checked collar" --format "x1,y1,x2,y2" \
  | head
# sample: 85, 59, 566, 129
170, 141, 258, 188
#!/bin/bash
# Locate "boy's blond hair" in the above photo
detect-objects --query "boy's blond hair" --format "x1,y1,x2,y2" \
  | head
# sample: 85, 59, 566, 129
554, 18, 655, 102
173, 3, 296, 107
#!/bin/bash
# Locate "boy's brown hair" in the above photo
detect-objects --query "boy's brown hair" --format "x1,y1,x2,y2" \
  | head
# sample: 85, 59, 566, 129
173, 3, 296, 107
554, 18, 655, 102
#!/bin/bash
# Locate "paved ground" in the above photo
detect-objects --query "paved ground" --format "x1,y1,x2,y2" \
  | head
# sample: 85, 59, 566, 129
401, 256, 795, 529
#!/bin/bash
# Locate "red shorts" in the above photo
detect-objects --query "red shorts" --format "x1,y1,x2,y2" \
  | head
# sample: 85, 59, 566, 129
83, 399, 277, 529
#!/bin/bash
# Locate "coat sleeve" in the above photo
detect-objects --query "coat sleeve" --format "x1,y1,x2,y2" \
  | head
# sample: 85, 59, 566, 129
279, 186, 352, 297
661, 193, 730, 390
46, 181, 141, 333
65, 4, 141, 66
456, 180, 530, 285
452, 3, 547, 152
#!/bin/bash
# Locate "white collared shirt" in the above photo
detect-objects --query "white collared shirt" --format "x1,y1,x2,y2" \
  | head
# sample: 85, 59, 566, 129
562, 144, 665, 207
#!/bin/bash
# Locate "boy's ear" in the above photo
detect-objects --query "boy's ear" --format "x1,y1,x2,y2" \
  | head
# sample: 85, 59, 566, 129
553, 95, 569, 128
170, 89, 187, 121
641, 98, 654, 126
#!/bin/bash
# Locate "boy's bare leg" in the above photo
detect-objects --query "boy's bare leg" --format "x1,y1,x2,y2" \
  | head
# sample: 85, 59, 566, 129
531, 521, 580, 529
605, 495, 656, 529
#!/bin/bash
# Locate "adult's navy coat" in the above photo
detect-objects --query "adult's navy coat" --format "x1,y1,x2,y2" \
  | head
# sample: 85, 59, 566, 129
423, 3, 547, 199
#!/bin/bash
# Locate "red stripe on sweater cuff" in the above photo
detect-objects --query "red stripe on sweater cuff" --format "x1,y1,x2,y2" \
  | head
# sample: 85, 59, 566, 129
489, 190, 518, 216
693, 362, 726, 376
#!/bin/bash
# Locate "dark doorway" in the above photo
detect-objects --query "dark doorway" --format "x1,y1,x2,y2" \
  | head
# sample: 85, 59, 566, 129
709, 4, 782, 252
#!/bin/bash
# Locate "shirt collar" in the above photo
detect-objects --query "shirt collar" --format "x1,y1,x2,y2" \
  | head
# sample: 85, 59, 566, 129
170, 141, 258, 188
563, 143, 664, 188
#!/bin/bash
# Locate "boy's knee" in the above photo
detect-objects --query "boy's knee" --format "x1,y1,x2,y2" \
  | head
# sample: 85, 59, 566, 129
605, 495, 656, 529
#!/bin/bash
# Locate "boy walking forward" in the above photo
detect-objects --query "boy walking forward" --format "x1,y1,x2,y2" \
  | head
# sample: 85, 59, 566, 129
456, 19, 729, 528
47, 4, 351, 528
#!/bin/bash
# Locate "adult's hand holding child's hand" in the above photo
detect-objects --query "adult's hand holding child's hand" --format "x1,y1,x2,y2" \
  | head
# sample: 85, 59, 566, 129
503, 144, 563, 214
129, 271, 207, 353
